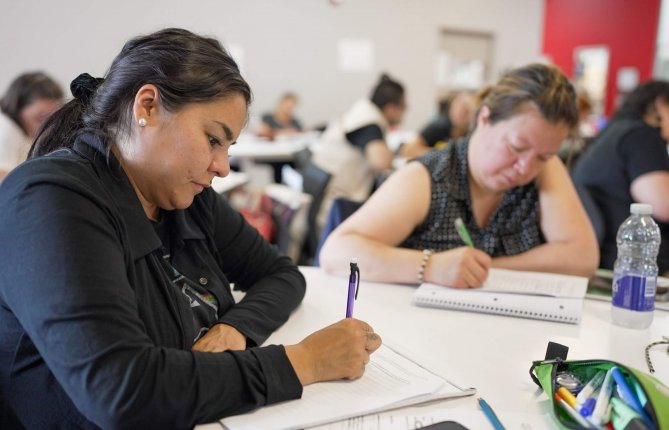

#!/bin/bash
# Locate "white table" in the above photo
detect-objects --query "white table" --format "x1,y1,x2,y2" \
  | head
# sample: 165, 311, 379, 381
204, 267, 669, 429
211, 171, 249, 195
264, 268, 668, 428
229, 132, 318, 162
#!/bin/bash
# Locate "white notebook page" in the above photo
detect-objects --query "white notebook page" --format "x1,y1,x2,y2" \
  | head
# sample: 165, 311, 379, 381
221, 345, 451, 430
480, 268, 587, 298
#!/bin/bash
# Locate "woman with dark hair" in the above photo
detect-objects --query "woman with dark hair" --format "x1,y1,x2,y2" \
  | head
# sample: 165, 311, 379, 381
572, 80, 669, 274
311, 73, 407, 228
400, 90, 475, 159
321, 64, 599, 287
258, 92, 303, 139
0, 28, 381, 429
0, 71, 62, 180
256, 92, 305, 183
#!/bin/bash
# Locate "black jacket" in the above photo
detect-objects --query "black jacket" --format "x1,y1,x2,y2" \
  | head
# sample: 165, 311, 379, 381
0, 134, 304, 429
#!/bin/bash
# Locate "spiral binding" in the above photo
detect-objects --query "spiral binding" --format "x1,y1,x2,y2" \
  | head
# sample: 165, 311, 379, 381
414, 295, 579, 323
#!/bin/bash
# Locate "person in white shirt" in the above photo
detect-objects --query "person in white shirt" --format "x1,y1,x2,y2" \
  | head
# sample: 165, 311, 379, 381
0, 71, 63, 181
311, 74, 407, 228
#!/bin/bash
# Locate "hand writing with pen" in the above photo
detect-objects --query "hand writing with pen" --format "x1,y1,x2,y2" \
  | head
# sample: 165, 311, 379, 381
285, 319, 382, 384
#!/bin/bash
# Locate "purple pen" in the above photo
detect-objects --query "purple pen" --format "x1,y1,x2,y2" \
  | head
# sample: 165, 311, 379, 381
346, 258, 360, 318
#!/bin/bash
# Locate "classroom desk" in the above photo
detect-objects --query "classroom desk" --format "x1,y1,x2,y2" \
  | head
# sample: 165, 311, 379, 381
229, 132, 317, 162
211, 171, 249, 195
212, 267, 669, 429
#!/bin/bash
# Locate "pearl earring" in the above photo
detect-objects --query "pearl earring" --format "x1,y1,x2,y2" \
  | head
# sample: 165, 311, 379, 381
138, 118, 147, 127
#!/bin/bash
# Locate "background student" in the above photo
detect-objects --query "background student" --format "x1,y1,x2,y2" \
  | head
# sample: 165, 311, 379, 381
256, 92, 304, 183
258, 92, 304, 139
320, 63, 599, 288
572, 80, 669, 274
0, 28, 381, 429
400, 90, 475, 159
0, 71, 63, 181
311, 73, 407, 229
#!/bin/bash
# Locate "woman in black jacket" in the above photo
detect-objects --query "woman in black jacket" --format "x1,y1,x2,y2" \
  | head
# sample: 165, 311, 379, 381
0, 28, 381, 429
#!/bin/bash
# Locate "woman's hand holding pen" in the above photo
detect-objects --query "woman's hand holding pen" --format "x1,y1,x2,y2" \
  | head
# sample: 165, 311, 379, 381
285, 318, 382, 385
427, 247, 491, 288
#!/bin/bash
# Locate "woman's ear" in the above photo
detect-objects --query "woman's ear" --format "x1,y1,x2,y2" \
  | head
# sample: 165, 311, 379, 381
132, 84, 160, 127
653, 97, 667, 119
476, 105, 491, 128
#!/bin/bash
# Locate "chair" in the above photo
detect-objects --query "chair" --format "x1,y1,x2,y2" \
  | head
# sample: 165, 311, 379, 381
298, 161, 332, 265
292, 147, 313, 171
264, 184, 311, 263
313, 197, 364, 266
574, 182, 605, 247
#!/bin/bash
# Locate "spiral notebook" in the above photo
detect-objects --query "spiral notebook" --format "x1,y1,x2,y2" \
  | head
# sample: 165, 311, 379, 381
412, 268, 588, 324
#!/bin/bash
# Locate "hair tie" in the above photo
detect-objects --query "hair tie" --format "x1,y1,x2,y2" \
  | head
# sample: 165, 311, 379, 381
70, 73, 104, 104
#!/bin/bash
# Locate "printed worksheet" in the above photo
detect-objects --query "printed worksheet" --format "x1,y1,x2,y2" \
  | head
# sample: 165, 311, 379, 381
221, 345, 470, 430
309, 409, 554, 430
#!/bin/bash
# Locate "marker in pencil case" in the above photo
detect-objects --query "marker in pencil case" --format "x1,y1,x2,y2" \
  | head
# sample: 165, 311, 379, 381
577, 371, 605, 406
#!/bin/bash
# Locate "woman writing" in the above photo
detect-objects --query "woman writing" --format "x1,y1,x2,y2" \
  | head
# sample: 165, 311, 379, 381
320, 64, 598, 287
0, 28, 381, 429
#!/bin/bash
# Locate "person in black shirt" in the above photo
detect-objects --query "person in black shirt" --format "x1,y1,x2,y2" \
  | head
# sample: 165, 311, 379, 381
257, 92, 304, 183
401, 91, 474, 159
0, 28, 381, 430
258, 92, 303, 139
572, 80, 669, 273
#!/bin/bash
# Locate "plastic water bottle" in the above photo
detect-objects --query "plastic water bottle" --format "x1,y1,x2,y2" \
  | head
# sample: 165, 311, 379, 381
611, 203, 660, 329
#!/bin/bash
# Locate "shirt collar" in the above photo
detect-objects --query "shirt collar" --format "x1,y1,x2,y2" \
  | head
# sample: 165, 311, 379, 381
72, 133, 205, 259
165, 209, 206, 241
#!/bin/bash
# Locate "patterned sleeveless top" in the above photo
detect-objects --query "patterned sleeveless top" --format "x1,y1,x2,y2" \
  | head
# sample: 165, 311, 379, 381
400, 138, 544, 256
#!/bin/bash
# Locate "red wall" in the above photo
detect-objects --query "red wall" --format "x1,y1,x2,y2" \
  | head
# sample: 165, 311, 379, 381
542, 0, 661, 116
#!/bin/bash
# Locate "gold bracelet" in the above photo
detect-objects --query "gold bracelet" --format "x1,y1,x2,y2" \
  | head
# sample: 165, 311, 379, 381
417, 249, 433, 283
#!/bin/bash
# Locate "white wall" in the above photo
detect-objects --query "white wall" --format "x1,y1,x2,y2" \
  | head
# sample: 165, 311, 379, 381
655, 0, 669, 78
0, 0, 545, 130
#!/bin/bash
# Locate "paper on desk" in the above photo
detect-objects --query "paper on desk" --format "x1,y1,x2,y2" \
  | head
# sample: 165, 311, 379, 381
221, 345, 471, 430
481, 268, 588, 298
309, 409, 554, 430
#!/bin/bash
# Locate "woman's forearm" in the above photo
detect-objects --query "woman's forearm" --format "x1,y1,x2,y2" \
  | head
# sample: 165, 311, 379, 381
492, 241, 598, 277
320, 233, 425, 284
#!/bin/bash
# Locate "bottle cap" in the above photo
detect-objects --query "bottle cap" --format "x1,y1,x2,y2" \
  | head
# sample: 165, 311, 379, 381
630, 203, 652, 215
556, 371, 583, 393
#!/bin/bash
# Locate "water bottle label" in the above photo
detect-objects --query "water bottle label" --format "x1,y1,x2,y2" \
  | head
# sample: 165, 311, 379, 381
612, 275, 656, 311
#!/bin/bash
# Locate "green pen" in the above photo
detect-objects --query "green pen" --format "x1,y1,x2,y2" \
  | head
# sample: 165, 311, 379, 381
454, 217, 474, 248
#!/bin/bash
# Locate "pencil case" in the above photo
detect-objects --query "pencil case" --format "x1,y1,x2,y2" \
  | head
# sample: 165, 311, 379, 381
530, 352, 669, 429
